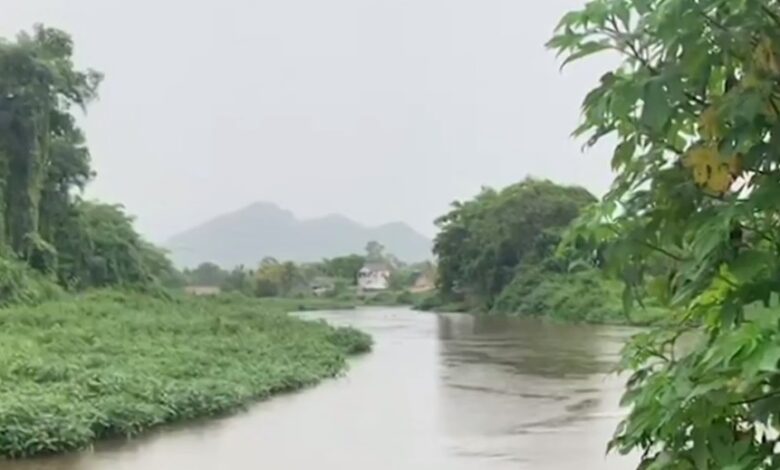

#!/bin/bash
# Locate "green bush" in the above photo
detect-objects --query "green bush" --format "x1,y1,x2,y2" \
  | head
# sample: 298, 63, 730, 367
326, 326, 373, 354
0, 257, 62, 308
394, 290, 414, 305
0, 292, 371, 458
492, 265, 662, 324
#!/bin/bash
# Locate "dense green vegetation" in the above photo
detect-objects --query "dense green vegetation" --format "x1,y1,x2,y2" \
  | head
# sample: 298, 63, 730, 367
423, 178, 636, 323
491, 265, 662, 325
552, 1, 780, 467
0, 25, 176, 293
0, 291, 370, 458
0, 257, 62, 308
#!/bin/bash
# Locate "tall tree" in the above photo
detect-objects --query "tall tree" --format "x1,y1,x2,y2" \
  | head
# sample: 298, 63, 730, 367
434, 179, 595, 307
187, 262, 228, 287
551, 1, 780, 467
321, 254, 365, 284
0, 25, 101, 257
365, 241, 385, 262
253, 259, 303, 297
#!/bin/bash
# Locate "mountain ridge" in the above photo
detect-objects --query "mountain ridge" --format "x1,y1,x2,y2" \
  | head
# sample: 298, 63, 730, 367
165, 202, 432, 268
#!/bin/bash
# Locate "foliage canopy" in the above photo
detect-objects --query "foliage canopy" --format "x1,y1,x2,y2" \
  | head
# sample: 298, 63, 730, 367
0, 25, 172, 293
433, 178, 596, 309
551, 1, 780, 467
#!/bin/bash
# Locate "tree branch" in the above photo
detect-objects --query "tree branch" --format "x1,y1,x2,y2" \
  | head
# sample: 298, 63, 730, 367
731, 389, 780, 407
605, 15, 708, 108
604, 224, 688, 262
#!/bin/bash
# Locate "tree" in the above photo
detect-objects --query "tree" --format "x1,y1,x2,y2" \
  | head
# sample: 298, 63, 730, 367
551, 2, 780, 467
253, 259, 303, 297
221, 265, 253, 293
433, 179, 595, 308
0, 25, 172, 294
388, 269, 416, 291
365, 241, 385, 262
0, 26, 101, 256
321, 254, 365, 284
187, 262, 228, 287
53, 201, 175, 288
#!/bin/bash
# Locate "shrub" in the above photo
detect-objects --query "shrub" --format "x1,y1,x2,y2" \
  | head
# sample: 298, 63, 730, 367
0, 257, 62, 308
492, 265, 626, 323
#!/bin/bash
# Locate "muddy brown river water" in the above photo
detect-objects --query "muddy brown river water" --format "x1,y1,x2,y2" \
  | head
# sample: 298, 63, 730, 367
7, 308, 639, 470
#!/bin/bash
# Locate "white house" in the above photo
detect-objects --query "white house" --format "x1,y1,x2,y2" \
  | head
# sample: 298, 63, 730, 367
358, 263, 391, 291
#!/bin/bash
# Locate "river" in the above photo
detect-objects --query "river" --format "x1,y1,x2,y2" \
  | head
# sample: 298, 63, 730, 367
8, 307, 638, 470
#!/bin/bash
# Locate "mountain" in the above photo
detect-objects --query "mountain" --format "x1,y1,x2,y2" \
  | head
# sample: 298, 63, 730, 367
165, 202, 432, 268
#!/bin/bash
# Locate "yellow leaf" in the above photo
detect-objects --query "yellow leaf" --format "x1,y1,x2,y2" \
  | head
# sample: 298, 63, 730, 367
706, 166, 732, 193
697, 106, 720, 141
683, 146, 739, 194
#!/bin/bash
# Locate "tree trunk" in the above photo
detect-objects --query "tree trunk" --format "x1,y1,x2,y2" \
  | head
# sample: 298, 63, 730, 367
4, 109, 45, 255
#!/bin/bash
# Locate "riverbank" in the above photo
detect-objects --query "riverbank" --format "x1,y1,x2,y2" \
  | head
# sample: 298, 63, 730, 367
415, 269, 666, 326
0, 290, 371, 459
248, 290, 428, 312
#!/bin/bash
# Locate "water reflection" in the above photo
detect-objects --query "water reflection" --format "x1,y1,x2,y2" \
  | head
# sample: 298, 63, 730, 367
4, 308, 637, 470
434, 313, 633, 469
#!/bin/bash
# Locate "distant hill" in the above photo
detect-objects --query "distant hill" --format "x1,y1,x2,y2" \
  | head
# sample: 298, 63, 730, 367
165, 202, 432, 268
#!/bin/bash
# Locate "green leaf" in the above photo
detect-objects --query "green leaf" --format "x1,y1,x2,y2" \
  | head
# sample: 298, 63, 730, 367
633, 0, 652, 15
622, 284, 635, 314
692, 431, 710, 470
612, 138, 636, 170
691, 222, 729, 262
561, 41, 612, 69
641, 80, 672, 133
615, 2, 631, 28
583, 2, 610, 26
758, 344, 780, 372
729, 250, 771, 284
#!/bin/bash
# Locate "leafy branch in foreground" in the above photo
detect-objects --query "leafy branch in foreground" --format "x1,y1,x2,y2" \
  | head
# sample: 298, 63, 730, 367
551, 1, 780, 468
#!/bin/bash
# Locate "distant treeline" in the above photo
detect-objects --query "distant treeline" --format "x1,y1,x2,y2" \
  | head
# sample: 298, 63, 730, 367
180, 243, 436, 300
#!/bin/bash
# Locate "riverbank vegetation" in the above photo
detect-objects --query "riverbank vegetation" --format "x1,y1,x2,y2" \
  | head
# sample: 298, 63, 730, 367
0, 291, 370, 458
418, 178, 663, 324
552, 1, 780, 467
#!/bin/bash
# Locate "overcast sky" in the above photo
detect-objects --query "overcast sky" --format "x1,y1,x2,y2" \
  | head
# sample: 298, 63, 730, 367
2, 0, 615, 241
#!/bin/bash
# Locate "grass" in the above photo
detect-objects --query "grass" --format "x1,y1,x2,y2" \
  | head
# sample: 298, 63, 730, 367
0, 290, 371, 459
